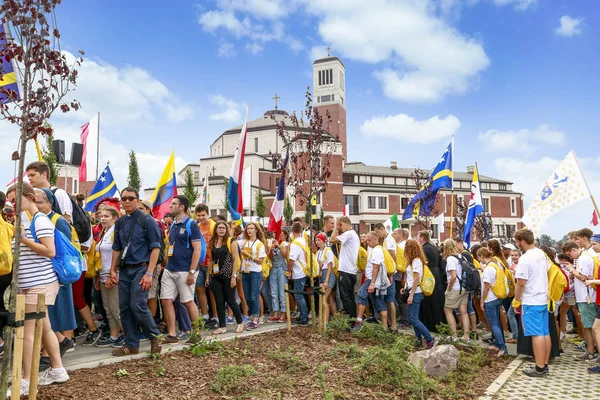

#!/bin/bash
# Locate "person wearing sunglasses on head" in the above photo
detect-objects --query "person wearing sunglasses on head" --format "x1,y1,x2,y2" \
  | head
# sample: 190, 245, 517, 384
109, 188, 163, 357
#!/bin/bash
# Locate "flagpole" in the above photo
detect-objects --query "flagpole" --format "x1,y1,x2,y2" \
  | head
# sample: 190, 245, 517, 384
449, 136, 455, 236
476, 162, 489, 240
571, 150, 600, 218
96, 111, 100, 180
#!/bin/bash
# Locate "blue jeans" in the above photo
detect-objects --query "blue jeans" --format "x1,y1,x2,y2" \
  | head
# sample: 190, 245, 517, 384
242, 271, 262, 317
409, 292, 433, 342
293, 277, 308, 321
507, 303, 518, 339
175, 297, 191, 332
485, 299, 508, 353
270, 266, 287, 312
118, 265, 160, 349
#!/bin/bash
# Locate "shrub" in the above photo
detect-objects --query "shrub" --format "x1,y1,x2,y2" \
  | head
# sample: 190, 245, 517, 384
327, 313, 353, 338
211, 365, 257, 395
352, 322, 397, 346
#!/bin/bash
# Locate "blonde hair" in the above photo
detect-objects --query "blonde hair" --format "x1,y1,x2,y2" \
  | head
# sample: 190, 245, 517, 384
442, 238, 459, 259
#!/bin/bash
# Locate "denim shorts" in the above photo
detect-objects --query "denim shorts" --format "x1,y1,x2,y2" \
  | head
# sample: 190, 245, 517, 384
577, 302, 598, 329
455, 292, 475, 315
319, 268, 336, 289
522, 304, 549, 337
195, 266, 208, 287
356, 279, 387, 312
384, 279, 396, 304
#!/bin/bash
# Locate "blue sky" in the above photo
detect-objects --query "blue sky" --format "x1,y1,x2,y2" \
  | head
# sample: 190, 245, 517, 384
1, 0, 598, 239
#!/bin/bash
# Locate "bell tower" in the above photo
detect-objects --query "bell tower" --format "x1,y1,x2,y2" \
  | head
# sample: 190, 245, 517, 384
313, 51, 347, 161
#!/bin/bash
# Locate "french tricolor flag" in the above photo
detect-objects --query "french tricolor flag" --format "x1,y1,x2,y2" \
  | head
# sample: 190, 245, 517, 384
227, 108, 248, 225
268, 151, 289, 239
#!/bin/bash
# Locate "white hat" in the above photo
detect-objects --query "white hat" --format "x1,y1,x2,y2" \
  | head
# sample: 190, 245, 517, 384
502, 243, 517, 251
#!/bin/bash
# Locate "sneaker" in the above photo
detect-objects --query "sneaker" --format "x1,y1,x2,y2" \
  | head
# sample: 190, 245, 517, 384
242, 315, 250, 324
177, 331, 190, 340
226, 317, 234, 325
482, 337, 495, 344
522, 366, 549, 378
365, 317, 378, 324
278, 316, 287, 323
575, 342, 587, 351
426, 339, 436, 350
291, 312, 299, 319
588, 365, 600, 374
111, 346, 140, 357
82, 330, 101, 347
165, 335, 179, 344
258, 316, 266, 325
204, 319, 219, 330
267, 316, 279, 323
560, 331, 566, 341
295, 318, 308, 326
7, 379, 30, 398
96, 336, 119, 347
59, 337, 75, 357
575, 351, 596, 361
112, 335, 126, 348
74, 327, 88, 339
38, 368, 69, 385
150, 339, 162, 355
246, 321, 259, 330
39, 356, 51, 372
352, 322, 362, 332
586, 353, 600, 363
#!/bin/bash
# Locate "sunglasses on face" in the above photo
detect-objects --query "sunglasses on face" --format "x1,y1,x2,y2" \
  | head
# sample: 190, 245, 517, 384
121, 196, 137, 202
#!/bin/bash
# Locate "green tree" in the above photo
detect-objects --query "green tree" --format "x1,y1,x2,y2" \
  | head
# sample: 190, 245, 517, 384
42, 129, 59, 186
183, 168, 198, 206
283, 195, 294, 224
255, 190, 266, 223
222, 178, 229, 214
538, 234, 556, 249
127, 150, 142, 192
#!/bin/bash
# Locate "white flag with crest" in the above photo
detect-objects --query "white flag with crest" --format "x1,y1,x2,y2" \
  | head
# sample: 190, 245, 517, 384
522, 151, 590, 236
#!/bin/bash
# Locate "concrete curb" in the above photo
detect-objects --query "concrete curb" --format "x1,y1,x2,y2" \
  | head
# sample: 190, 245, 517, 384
478, 355, 525, 400
64, 324, 289, 373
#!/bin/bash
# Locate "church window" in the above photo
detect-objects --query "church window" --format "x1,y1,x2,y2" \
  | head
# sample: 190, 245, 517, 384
329, 69, 333, 84
378, 197, 387, 209
367, 196, 376, 209
194, 171, 199, 181
321, 95, 331, 102
331, 94, 335, 101
319, 70, 322, 86
254, 138, 259, 152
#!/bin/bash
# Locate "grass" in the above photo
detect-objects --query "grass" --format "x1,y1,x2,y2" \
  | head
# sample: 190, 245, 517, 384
211, 365, 257, 395
267, 348, 308, 373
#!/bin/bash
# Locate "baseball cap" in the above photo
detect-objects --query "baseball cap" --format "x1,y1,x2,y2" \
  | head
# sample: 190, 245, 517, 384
591, 234, 600, 244
502, 243, 517, 251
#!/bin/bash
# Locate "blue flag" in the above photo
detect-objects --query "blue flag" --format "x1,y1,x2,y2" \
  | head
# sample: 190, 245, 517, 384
463, 166, 484, 249
0, 23, 21, 103
84, 165, 118, 212
402, 141, 453, 220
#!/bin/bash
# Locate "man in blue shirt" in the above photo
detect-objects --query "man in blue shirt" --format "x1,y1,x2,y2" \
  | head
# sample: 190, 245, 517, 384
160, 195, 202, 344
109, 187, 163, 356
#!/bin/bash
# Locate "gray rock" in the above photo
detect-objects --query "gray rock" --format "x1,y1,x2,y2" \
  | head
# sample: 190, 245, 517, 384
407, 344, 459, 377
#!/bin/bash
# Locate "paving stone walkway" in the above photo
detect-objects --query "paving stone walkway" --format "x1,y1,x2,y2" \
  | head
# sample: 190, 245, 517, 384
493, 337, 600, 400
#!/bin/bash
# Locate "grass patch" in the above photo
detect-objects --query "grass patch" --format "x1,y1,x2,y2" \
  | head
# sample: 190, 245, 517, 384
211, 365, 257, 395
352, 322, 398, 346
328, 342, 364, 360
267, 348, 307, 373
327, 313, 354, 338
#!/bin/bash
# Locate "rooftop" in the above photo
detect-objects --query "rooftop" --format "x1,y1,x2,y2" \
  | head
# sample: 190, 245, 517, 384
312, 56, 345, 68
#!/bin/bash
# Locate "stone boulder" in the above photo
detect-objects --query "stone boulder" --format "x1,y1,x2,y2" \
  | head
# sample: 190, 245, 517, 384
407, 344, 459, 378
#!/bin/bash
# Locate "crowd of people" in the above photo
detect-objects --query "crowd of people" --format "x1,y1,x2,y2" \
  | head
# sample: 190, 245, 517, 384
1, 160, 599, 396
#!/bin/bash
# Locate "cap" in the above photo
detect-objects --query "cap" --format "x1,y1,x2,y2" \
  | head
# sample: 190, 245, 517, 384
591, 234, 600, 244
315, 232, 327, 243
141, 199, 153, 211
502, 243, 517, 251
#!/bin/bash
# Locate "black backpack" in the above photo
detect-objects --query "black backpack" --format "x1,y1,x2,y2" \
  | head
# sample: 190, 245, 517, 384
453, 254, 481, 295
139, 213, 166, 265
51, 188, 92, 244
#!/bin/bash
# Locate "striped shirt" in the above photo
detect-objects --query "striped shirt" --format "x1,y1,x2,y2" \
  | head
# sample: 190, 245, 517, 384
13, 212, 57, 289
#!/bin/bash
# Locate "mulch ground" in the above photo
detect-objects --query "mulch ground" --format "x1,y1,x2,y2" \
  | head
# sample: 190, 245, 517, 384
37, 328, 511, 400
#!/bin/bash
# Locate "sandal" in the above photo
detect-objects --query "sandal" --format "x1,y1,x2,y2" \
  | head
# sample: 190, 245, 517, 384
212, 327, 227, 335
235, 324, 244, 334
496, 350, 506, 358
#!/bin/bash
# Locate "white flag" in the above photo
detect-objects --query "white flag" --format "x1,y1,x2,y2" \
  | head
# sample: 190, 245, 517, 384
522, 151, 591, 236
438, 212, 445, 234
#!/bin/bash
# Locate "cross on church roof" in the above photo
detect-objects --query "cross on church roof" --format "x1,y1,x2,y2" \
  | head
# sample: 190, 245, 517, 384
327, 46, 331, 57
273, 93, 280, 110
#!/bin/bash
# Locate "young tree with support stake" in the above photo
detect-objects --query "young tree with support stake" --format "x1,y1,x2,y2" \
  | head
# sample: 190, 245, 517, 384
0, 1, 83, 394
273, 87, 336, 331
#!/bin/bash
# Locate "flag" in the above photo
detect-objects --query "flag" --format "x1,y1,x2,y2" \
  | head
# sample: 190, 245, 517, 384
522, 150, 590, 236
343, 204, 349, 216
5, 172, 28, 189
402, 140, 453, 220
0, 23, 21, 103
200, 168, 209, 204
79, 114, 99, 182
84, 164, 118, 212
438, 212, 445, 234
267, 151, 289, 238
463, 165, 484, 248
151, 149, 178, 219
591, 210, 599, 228
228, 108, 248, 224
383, 213, 400, 233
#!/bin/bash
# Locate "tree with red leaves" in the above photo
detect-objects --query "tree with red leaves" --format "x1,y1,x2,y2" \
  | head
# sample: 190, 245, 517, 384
0, 0, 82, 392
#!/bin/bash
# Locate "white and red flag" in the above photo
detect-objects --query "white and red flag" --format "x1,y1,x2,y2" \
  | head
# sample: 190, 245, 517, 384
267, 151, 289, 239
79, 114, 99, 182
591, 209, 599, 227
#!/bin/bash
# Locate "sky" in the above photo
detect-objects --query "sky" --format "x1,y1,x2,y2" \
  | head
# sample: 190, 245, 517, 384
1, 0, 598, 239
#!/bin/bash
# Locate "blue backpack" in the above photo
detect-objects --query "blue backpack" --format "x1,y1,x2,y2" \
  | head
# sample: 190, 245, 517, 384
31, 213, 82, 284
169, 219, 206, 265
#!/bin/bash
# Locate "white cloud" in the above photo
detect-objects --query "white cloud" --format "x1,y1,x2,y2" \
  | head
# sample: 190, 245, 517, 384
209, 94, 243, 122
477, 124, 566, 153
215, 0, 294, 20
492, 0, 536, 11
245, 42, 264, 55
211, 94, 240, 109
304, 0, 490, 103
360, 113, 461, 144
217, 41, 236, 57
556, 15, 584, 37
209, 109, 242, 122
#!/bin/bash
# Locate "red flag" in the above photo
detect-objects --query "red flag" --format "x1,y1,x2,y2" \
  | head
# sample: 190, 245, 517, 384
343, 204, 349, 216
591, 210, 599, 227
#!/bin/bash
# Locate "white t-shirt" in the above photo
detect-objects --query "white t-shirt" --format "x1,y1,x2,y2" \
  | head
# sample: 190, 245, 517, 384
575, 248, 597, 303
384, 234, 397, 253
51, 187, 73, 218
446, 255, 462, 291
366, 246, 384, 281
398, 240, 406, 251
514, 247, 549, 306
289, 237, 307, 280
14, 212, 58, 289
80, 235, 93, 272
482, 264, 498, 303
241, 240, 267, 273
338, 230, 359, 275
317, 247, 334, 271
98, 224, 115, 283
406, 258, 423, 294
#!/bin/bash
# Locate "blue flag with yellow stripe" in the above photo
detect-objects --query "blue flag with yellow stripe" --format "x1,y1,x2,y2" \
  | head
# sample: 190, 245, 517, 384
0, 24, 21, 103
402, 141, 453, 220
84, 165, 118, 212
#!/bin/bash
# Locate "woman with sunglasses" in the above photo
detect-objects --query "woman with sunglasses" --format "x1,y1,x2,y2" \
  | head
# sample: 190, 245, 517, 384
206, 221, 244, 334
240, 222, 266, 330
6, 183, 69, 396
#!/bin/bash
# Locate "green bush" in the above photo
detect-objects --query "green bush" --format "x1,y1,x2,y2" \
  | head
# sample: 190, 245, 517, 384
267, 349, 307, 373
352, 323, 397, 346
327, 313, 353, 338
211, 365, 257, 395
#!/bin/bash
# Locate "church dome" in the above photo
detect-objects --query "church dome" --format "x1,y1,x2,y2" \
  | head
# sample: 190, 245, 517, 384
263, 109, 289, 117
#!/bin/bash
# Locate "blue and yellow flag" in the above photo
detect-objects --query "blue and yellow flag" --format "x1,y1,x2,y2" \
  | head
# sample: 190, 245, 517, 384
402, 141, 453, 220
151, 150, 178, 219
0, 23, 20, 103
84, 165, 118, 212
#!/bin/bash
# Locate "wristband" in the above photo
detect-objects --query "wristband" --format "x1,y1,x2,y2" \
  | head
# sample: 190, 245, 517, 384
512, 299, 522, 309
145, 272, 153, 278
